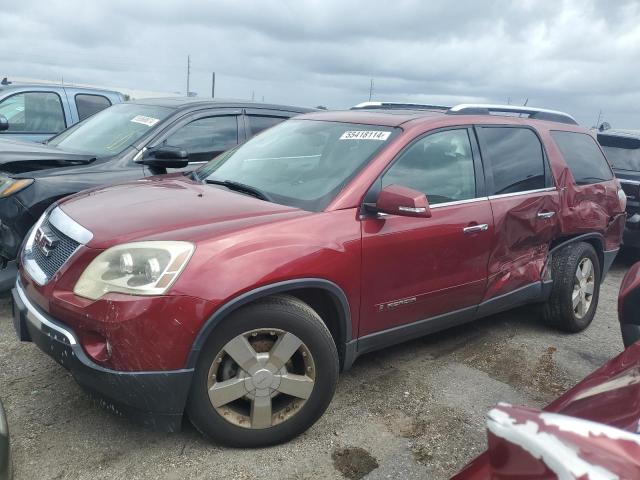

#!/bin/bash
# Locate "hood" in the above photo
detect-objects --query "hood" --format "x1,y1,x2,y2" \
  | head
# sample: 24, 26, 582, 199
0, 138, 95, 174
58, 174, 310, 249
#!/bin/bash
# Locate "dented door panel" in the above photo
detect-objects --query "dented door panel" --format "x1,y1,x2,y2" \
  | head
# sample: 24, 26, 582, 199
484, 189, 561, 300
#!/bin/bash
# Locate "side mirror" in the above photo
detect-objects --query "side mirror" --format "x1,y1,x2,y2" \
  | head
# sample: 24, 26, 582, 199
139, 146, 189, 168
376, 184, 431, 218
0, 115, 8, 132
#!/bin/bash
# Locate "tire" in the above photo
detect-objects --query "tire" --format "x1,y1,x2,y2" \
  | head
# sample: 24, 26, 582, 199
542, 242, 601, 332
186, 294, 339, 447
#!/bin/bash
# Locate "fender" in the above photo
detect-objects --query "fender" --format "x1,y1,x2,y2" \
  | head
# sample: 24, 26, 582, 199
185, 278, 353, 369
547, 232, 617, 282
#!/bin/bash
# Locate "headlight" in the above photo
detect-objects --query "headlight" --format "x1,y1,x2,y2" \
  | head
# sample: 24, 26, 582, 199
0, 178, 33, 197
73, 241, 194, 300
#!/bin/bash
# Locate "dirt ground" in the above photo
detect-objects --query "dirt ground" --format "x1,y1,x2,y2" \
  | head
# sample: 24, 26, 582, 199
0, 252, 635, 479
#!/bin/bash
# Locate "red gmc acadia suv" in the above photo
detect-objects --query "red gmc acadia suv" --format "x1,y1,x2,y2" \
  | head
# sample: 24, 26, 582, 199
12, 102, 626, 447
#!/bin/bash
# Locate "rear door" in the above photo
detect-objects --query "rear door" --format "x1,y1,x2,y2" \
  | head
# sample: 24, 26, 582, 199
477, 125, 560, 301
360, 127, 494, 337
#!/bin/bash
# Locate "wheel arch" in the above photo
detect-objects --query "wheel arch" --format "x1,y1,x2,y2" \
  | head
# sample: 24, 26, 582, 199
185, 278, 353, 370
549, 232, 605, 273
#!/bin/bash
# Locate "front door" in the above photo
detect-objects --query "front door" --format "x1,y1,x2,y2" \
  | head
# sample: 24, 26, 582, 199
475, 125, 560, 301
360, 127, 493, 337
154, 111, 242, 167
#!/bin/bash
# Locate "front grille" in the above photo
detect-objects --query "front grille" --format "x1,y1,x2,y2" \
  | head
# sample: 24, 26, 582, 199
30, 218, 80, 278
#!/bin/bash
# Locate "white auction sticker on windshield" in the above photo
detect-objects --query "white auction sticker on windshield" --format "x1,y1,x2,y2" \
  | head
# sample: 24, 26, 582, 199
130, 115, 160, 127
340, 130, 391, 141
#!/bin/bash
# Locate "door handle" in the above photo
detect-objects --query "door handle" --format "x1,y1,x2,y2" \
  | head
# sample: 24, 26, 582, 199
463, 224, 489, 234
537, 211, 556, 219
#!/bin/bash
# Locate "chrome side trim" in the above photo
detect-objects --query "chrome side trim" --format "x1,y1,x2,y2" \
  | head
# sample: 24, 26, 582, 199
48, 207, 93, 244
430, 196, 489, 209
15, 279, 77, 345
488, 187, 557, 200
23, 211, 49, 285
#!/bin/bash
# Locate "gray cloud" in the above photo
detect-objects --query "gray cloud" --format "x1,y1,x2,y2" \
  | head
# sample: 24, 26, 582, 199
1, 0, 639, 127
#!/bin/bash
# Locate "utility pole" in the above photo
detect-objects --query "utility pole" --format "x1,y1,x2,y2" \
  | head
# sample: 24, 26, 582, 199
368, 78, 374, 101
186, 55, 191, 96
211, 72, 215, 98
595, 109, 603, 129
251, 90, 255, 101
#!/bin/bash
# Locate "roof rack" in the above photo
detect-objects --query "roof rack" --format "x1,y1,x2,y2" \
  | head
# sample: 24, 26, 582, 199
447, 104, 578, 125
351, 101, 450, 111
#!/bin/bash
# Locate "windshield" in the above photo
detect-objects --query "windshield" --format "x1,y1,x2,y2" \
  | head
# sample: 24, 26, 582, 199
601, 145, 640, 171
47, 103, 173, 156
197, 119, 398, 211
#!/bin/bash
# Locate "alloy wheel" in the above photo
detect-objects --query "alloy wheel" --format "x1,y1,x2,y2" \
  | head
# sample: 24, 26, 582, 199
207, 328, 316, 429
573, 258, 595, 319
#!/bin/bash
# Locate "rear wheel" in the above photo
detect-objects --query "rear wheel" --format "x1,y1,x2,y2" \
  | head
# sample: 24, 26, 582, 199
186, 295, 338, 447
542, 242, 601, 332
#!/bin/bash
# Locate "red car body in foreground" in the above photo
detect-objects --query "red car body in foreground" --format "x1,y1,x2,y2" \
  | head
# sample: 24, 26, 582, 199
12, 104, 626, 446
454, 263, 640, 479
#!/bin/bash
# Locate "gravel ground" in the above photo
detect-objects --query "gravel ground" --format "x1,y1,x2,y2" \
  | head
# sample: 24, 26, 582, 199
0, 252, 635, 480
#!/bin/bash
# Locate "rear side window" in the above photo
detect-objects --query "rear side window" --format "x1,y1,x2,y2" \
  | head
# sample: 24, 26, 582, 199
551, 131, 613, 184
75, 94, 111, 121
247, 115, 286, 136
478, 127, 547, 195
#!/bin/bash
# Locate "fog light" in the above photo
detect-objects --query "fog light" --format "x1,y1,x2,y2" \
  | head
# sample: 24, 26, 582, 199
81, 331, 112, 363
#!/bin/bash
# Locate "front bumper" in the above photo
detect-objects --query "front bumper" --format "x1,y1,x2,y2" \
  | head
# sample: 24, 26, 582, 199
12, 279, 193, 432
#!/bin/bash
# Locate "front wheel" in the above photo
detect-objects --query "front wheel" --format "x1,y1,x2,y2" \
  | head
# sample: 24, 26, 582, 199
186, 295, 339, 447
542, 242, 601, 332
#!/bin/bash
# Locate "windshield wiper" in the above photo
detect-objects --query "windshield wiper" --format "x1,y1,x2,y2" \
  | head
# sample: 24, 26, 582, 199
205, 179, 272, 201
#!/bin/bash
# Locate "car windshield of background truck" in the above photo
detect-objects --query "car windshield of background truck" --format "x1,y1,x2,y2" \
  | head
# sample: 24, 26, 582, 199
47, 103, 172, 157
199, 119, 398, 211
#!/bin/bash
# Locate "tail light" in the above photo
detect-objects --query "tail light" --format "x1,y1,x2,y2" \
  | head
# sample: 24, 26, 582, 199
617, 179, 629, 211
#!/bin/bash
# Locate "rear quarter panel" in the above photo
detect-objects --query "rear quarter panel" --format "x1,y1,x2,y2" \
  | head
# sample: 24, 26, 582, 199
538, 126, 624, 251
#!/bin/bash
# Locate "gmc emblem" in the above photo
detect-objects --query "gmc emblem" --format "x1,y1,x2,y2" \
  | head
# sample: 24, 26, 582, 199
34, 226, 59, 257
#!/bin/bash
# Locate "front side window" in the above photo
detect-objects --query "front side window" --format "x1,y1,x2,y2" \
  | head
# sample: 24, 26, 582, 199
47, 103, 173, 157
552, 131, 614, 184
479, 127, 546, 195
164, 116, 238, 163
75, 94, 111, 121
198, 119, 398, 211
0, 92, 66, 133
382, 129, 476, 205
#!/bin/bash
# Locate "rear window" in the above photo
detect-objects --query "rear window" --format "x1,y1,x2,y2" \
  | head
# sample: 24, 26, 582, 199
598, 134, 640, 171
551, 131, 613, 184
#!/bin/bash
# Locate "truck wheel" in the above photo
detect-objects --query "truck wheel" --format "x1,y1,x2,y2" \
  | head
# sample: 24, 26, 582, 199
186, 295, 339, 447
542, 242, 601, 332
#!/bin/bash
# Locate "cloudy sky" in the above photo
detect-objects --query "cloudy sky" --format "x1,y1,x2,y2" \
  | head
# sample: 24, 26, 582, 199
1, 0, 639, 127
